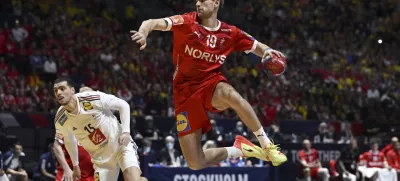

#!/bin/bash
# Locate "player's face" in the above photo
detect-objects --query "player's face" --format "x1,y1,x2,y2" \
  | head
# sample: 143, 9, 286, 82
54, 81, 75, 106
371, 143, 378, 151
303, 141, 311, 150
196, 0, 219, 18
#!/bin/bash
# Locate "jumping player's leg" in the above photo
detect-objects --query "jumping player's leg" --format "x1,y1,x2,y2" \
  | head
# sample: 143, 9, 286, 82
211, 82, 287, 165
176, 91, 262, 170
179, 129, 228, 170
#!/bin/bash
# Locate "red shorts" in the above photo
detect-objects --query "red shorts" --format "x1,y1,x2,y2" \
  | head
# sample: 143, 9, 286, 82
56, 170, 95, 181
174, 73, 227, 137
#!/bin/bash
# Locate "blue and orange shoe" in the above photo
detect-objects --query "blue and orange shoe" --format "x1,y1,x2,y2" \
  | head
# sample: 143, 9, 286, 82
233, 135, 270, 161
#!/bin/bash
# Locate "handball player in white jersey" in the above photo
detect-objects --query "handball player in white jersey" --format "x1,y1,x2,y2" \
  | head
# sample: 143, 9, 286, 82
53, 77, 147, 181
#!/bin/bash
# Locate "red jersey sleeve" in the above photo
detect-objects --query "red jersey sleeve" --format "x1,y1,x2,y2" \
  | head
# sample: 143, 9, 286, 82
163, 12, 196, 32
298, 150, 306, 161
232, 27, 258, 54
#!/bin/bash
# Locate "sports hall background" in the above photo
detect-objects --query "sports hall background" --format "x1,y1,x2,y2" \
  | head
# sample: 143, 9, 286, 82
0, 0, 399, 181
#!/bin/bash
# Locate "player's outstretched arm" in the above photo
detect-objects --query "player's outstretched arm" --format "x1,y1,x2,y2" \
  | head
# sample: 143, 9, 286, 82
101, 93, 132, 146
130, 18, 168, 50
53, 140, 74, 181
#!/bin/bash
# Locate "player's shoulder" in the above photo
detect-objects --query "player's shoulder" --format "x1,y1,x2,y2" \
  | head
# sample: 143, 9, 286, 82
170, 11, 197, 24
385, 150, 394, 155
75, 91, 103, 100
54, 106, 67, 124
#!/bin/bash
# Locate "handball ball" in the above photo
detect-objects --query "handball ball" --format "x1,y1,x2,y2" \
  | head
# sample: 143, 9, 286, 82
262, 55, 287, 76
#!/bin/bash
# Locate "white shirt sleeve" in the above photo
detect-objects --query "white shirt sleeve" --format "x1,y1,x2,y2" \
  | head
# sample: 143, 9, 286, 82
55, 124, 79, 166
100, 93, 131, 133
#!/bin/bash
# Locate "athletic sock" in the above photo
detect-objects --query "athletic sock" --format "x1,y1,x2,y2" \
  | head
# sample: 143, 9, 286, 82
253, 127, 271, 149
225, 147, 242, 158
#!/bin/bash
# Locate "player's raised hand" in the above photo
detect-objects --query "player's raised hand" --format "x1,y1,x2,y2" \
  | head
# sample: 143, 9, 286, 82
72, 166, 81, 181
263, 48, 285, 60
62, 168, 74, 181
118, 132, 131, 146
130, 30, 147, 50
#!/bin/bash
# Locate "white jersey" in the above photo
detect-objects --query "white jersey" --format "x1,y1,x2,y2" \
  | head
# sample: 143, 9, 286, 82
54, 91, 128, 164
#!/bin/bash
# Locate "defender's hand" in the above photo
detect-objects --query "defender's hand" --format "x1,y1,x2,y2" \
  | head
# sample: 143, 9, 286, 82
62, 168, 74, 181
72, 166, 81, 181
130, 30, 147, 50
118, 132, 131, 146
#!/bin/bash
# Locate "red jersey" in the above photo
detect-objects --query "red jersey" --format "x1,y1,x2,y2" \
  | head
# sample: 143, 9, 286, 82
359, 151, 385, 168
298, 149, 319, 165
55, 133, 94, 177
381, 144, 393, 155
386, 149, 400, 170
164, 12, 257, 88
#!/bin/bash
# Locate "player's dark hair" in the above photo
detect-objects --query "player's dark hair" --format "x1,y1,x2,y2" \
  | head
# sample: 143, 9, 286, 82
369, 141, 378, 147
54, 77, 76, 88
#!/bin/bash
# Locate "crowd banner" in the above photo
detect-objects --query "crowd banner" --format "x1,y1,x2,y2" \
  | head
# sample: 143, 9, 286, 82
148, 167, 270, 181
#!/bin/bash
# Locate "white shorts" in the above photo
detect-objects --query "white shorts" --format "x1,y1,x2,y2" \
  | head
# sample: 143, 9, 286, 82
93, 142, 141, 181
0, 174, 9, 181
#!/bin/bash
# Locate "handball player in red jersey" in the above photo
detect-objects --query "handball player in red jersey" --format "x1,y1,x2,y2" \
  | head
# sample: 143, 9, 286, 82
53, 137, 95, 181
131, 0, 287, 169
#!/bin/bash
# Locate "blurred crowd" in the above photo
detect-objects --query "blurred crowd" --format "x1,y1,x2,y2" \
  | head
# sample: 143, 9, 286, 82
0, 0, 399, 126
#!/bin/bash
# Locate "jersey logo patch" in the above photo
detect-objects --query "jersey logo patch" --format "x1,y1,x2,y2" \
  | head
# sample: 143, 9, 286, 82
241, 30, 255, 41
89, 128, 106, 145
58, 114, 67, 126
82, 102, 93, 111
176, 112, 191, 133
170, 15, 184, 25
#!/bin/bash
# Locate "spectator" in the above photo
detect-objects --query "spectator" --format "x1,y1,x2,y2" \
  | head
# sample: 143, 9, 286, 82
11, 22, 28, 43
137, 139, 157, 166
298, 139, 330, 181
43, 58, 57, 74
0, 151, 8, 181
29, 51, 43, 70
144, 83, 167, 116
358, 142, 397, 181
381, 137, 399, 156
206, 119, 223, 142
267, 124, 284, 143
141, 115, 159, 140
339, 123, 354, 144
117, 84, 133, 102
33, 143, 56, 181
231, 122, 249, 139
336, 139, 360, 181
312, 122, 333, 144
386, 141, 400, 179
157, 136, 181, 167
2, 143, 28, 181
367, 85, 380, 100
100, 47, 113, 63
